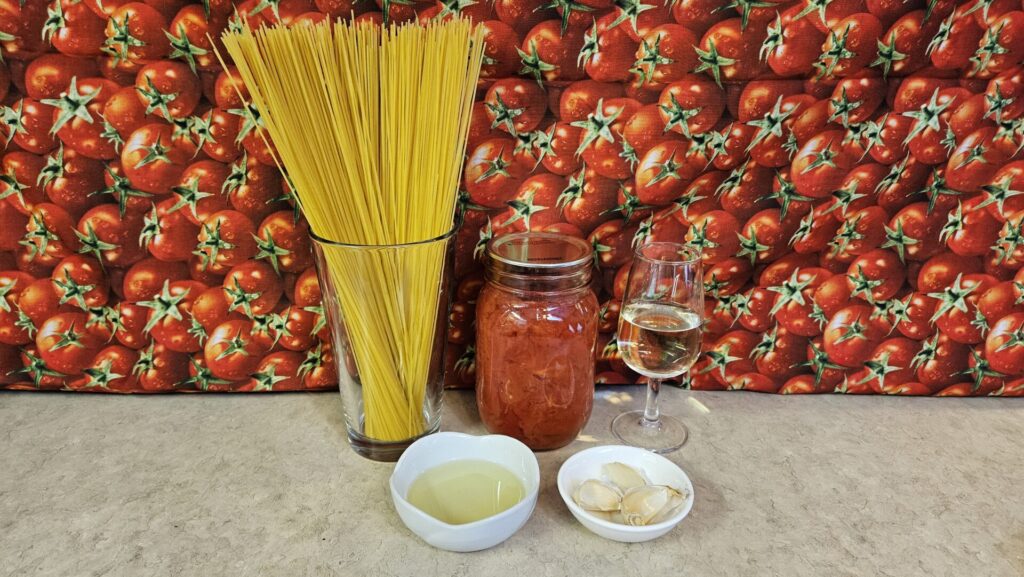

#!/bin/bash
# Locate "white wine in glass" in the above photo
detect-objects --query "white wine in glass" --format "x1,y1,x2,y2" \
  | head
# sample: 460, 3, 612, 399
618, 302, 702, 378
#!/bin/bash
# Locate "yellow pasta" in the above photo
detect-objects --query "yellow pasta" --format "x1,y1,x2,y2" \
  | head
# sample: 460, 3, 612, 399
221, 20, 484, 441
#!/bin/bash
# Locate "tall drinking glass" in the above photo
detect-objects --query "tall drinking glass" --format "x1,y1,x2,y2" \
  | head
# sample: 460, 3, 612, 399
612, 242, 703, 453
311, 224, 457, 462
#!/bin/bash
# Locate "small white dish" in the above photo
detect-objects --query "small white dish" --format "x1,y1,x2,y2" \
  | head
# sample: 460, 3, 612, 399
557, 445, 694, 543
389, 432, 540, 552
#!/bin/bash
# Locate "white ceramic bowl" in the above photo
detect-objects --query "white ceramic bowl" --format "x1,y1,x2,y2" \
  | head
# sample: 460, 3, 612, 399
557, 445, 694, 543
389, 432, 540, 552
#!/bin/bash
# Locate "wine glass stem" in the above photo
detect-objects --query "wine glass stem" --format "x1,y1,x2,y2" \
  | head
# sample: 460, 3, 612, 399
643, 378, 661, 426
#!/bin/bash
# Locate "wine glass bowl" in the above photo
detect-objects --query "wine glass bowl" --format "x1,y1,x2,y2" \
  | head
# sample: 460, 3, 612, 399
612, 243, 703, 453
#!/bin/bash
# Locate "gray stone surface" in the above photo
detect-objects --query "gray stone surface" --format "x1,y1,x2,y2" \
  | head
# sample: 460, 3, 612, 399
1, 389, 1022, 577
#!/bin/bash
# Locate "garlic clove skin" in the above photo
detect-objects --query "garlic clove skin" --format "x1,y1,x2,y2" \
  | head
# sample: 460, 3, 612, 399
602, 462, 647, 493
573, 479, 623, 512
620, 485, 683, 526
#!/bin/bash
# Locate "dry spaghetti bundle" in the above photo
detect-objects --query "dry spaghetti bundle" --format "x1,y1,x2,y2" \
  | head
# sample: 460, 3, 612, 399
221, 20, 483, 441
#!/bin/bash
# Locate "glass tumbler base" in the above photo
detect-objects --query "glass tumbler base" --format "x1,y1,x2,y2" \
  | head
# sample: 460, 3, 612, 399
347, 422, 441, 462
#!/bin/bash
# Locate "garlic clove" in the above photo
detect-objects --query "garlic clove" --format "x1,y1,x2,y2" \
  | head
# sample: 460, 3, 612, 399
602, 461, 647, 493
647, 488, 686, 525
573, 479, 622, 512
620, 485, 683, 526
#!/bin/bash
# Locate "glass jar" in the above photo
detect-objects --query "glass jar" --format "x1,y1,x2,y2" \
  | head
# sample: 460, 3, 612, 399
476, 232, 599, 450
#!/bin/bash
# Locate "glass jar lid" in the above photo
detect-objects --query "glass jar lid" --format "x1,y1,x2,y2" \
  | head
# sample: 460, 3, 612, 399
486, 232, 592, 279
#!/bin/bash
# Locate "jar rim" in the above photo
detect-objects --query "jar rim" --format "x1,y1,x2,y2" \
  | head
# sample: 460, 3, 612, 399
487, 232, 592, 271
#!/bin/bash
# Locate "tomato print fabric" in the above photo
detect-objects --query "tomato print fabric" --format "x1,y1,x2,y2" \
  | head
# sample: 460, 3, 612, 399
0, 1, 336, 392
1, 0, 1023, 396
446, 0, 1024, 397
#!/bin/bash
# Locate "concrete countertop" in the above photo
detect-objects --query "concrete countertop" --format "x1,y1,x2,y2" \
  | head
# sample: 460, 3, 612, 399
2, 389, 1022, 577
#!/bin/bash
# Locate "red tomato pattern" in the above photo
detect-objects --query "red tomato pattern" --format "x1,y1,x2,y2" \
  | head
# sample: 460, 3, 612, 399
446, 0, 1024, 398
0, 1, 331, 392
1, 0, 1023, 397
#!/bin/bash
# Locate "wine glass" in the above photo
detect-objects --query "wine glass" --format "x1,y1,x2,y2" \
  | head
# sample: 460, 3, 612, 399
612, 242, 703, 453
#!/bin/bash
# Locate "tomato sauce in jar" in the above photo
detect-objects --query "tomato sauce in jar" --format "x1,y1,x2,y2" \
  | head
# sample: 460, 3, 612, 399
476, 232, 599, 450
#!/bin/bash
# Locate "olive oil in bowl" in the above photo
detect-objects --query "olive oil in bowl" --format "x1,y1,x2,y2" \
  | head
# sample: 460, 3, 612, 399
406, 459, 526, 525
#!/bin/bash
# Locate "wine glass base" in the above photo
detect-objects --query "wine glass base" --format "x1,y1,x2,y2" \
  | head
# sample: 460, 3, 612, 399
611, 411, 688, 453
